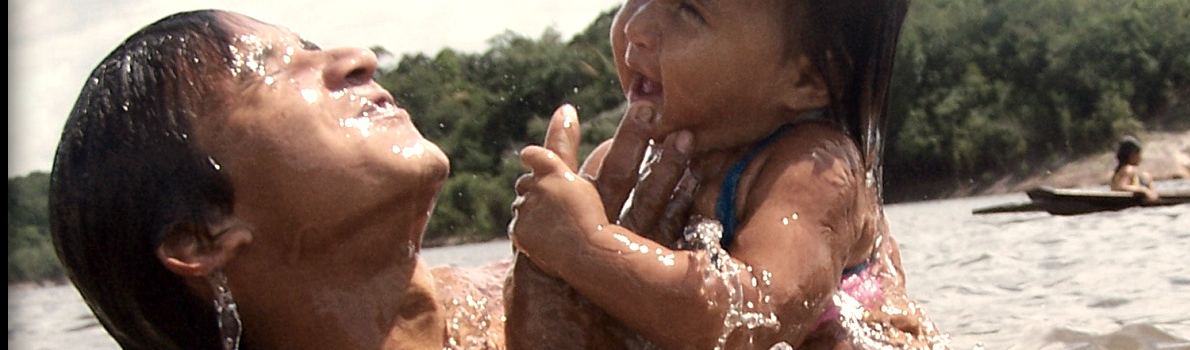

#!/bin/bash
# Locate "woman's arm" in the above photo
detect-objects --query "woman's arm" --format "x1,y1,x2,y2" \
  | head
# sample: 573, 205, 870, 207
510, 124, 872, 349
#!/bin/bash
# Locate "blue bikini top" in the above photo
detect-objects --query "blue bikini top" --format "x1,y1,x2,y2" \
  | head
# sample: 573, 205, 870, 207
714, 117, 868, 276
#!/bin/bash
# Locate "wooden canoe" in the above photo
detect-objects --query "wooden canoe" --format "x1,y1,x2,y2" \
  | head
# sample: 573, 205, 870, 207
972, 186, 1190, 215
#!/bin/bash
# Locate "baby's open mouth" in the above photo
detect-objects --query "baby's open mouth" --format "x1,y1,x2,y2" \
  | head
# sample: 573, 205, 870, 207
640, 77, 662, 96
630, 75, 664, 104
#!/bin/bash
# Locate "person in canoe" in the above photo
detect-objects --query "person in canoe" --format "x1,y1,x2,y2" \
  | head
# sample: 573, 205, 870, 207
1111, 136, 1159, 202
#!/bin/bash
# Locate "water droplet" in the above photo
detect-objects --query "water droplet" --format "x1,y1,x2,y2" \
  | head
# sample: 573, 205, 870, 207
301, 89, 319, 103
404, 241, 416, 257
401, 143, 425, 159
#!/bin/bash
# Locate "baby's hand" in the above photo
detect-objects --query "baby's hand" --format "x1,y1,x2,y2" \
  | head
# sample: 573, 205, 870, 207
509, 106, 608, 274
510, 144, 606, 270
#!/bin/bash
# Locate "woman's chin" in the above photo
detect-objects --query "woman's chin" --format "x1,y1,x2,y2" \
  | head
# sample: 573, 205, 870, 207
417, 140, 451, 182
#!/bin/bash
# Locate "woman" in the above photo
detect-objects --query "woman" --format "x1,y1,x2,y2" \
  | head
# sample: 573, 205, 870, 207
51, 9, 465, 350
51, 9, 684, 350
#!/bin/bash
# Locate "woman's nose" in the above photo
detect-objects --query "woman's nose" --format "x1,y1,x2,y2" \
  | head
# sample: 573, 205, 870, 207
322, 47, 379, 90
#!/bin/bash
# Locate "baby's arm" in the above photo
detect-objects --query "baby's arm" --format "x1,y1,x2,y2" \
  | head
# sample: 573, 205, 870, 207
511, 123, 874, 349
724, 124, 878, 345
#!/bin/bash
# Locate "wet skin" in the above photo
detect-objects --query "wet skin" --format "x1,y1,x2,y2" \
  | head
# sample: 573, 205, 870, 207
1111, 151, 1158, 201
505, 103, 695, 350
169, 12, 483, 350
508, 0, 941, 348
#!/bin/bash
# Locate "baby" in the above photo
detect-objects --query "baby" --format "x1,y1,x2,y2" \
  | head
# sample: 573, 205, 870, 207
507, 0, 949, 349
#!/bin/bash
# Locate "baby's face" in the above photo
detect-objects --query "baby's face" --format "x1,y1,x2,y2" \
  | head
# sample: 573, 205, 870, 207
610, 0, 824, 150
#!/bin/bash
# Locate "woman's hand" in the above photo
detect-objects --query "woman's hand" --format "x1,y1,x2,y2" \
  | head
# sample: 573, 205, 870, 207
583, 102, 697, 243
509, 102, 695, 273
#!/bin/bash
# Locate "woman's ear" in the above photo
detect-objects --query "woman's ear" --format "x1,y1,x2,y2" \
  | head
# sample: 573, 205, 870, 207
156, 219, 253, 277
777, 54, 830, 111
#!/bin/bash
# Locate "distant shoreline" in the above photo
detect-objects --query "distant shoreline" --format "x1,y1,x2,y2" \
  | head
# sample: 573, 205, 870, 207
887, 129, 1190, 203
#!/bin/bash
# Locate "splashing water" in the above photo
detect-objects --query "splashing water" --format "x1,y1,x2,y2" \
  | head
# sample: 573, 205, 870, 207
677, 217, 781, 350
673, 216, 953, 350
433, 262, 509, 350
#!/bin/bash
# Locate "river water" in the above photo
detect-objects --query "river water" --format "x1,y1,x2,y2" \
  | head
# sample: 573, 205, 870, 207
9, 181, 1190, 350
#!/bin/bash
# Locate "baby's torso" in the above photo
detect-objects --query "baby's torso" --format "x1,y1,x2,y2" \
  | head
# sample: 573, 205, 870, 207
686, 121, 879, 266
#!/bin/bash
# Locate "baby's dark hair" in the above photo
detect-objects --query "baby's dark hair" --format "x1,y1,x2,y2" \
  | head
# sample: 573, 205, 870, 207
1116, 136, 1143, 171
803, 0, 909, 197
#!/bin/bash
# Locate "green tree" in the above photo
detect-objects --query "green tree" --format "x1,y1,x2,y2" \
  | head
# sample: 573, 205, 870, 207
8, 172, 63, 283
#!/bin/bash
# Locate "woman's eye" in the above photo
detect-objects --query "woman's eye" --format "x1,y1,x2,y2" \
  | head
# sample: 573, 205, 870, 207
679, 2, 705, 23
300, 39, 321, 51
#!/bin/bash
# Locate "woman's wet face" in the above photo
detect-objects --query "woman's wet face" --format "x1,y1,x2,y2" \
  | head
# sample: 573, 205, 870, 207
194, 13, 449, 233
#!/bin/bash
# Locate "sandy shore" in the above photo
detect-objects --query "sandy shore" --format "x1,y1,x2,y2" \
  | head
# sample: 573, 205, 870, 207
911, 129, 1190, 200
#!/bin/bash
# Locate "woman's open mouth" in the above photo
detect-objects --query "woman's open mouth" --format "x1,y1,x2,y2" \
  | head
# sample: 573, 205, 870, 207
341, 100, 413, 137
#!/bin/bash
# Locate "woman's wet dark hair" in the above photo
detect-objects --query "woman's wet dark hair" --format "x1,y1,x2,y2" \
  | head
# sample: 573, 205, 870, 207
804, 0, 909, 199
1116, 136, 1143, 172
50, 9, 239, 350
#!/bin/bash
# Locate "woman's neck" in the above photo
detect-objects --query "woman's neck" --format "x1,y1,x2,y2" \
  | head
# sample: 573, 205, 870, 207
237, 258, 445, 350
229, 197, 446, 349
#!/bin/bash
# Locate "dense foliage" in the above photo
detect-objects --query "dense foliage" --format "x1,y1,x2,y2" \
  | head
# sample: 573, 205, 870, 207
884, 0, 1190, 199
9, 172, 61, 283
375, 8, 625, 244
11, 0, 1188, 282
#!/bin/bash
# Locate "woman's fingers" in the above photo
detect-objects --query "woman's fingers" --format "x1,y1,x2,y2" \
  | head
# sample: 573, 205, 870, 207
579, 139, 614, 179
595, 102, 658, 221
619, 131, 694, 237
653, 171, 699, 245
542, 104, 582, 172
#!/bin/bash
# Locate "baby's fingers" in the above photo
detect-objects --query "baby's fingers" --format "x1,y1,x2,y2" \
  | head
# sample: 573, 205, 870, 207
520, 145, 573, 179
